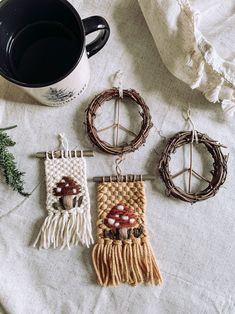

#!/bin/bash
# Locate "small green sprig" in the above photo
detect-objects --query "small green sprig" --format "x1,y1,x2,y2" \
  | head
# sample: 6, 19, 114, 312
0, 126, 29, 197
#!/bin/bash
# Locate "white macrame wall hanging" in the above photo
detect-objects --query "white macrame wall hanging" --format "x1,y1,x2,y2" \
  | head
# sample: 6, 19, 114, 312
34, 135, 94, 249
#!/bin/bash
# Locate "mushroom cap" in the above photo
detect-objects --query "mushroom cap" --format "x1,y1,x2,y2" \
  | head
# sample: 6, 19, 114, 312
53, 176, 81, 196
104, 203, 138, 229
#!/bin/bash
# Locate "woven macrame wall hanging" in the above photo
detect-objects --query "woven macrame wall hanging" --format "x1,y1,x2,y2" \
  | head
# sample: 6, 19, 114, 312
34, 135, 94, 249
86, 72, 162, 286
92, 177, 162, 286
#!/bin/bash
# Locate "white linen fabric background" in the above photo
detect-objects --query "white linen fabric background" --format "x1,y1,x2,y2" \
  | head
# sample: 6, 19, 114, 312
139, 0, 235, 117
0, 1, 234, 314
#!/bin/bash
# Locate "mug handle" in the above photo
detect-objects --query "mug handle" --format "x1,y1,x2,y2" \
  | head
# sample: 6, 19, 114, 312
82, 16, 110, 58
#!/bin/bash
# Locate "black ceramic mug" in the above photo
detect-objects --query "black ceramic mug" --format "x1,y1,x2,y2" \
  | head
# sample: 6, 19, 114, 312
0, 0, 110, 106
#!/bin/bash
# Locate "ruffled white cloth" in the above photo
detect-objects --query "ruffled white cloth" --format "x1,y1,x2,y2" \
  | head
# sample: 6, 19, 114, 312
138, 0, 235, 116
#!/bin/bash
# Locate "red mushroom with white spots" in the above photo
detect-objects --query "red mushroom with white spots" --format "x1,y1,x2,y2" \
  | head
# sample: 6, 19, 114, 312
104, 204, 138, 240
53, 176, 82, 210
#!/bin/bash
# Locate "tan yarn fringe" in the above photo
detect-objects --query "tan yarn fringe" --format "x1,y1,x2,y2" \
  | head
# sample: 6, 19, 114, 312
92, 238, 162, 286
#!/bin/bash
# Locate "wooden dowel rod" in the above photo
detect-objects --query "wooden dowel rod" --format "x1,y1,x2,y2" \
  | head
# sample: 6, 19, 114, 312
92, 174, 155, 182
35, 150, 94, 158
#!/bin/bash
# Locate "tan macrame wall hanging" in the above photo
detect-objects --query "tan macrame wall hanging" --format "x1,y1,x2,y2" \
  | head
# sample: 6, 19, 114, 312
33, 135, 94, 249
92, 178, 162, 286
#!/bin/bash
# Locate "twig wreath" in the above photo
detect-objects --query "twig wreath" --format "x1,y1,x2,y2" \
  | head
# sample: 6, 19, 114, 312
86, 87, 153, 155
159, 130, 228, 203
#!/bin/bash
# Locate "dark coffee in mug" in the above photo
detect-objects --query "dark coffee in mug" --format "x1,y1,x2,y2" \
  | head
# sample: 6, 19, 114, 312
8, 21, 82, 84
0, 0, 110, 106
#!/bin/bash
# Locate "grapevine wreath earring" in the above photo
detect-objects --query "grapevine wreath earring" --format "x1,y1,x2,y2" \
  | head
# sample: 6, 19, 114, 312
33, 134, 94, 249
86, 72, 162, 286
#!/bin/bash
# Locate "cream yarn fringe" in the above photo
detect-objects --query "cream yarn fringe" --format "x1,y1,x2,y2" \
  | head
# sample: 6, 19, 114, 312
34, 208, 93, 249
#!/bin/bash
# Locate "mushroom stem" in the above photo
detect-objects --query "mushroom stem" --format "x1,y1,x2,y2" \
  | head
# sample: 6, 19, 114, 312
62, 195, 74, 210
119, 227, 128, 240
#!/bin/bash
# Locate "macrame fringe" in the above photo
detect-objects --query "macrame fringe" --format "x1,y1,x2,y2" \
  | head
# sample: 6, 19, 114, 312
34, 208, 93, 249
92, 238, 162, 286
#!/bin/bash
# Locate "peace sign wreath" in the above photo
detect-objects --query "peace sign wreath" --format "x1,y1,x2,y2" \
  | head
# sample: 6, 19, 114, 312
159, 131, 228, 203
86, 88, 153, 155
